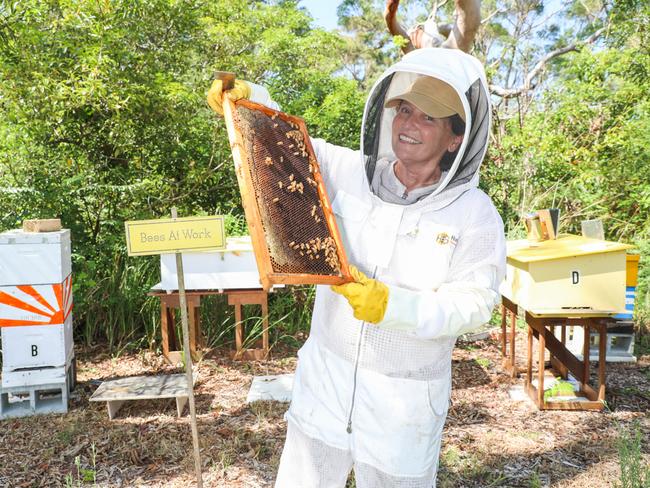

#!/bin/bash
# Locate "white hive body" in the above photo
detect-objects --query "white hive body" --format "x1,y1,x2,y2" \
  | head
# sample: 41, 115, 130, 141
0, 229, 71, 286
0, 228, 75, 418
158, 236, 262, 291
2, 314, 74, 371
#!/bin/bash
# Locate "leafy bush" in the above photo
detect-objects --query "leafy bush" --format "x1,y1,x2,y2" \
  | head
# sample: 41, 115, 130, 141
0, 0, 358, 348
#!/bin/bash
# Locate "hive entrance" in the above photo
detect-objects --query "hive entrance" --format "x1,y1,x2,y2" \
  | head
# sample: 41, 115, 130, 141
223, 99, 351, 289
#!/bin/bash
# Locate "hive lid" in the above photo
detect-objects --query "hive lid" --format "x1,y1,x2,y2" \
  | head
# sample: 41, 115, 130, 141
0, 229, 70, 245
507, 234, 633, 264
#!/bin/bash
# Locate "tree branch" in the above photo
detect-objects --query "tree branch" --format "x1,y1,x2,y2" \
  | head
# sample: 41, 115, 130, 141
490, 26, 607, 98
481, 8, 506, 25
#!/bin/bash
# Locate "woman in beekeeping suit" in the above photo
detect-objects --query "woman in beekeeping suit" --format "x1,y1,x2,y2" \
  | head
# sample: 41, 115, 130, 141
208, 47, 506, 487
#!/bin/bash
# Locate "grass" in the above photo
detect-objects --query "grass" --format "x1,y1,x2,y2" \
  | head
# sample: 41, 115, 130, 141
438, 445, 505, 483
76, 251, 159, 351
64, 443, 97, 487
616, 422, 650, 488
529, 471, 543, 488
634, 333, 650, 358
475, 357, 492, 369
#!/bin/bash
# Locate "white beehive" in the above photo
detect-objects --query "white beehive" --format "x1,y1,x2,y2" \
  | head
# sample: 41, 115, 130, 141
160, 236, 262, 290
555, 326, 636, 363
1, 314, 74, 373
0, 229, 71, 286
0, 228, 75, 399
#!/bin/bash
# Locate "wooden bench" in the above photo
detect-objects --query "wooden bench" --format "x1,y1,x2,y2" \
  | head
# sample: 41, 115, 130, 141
89, 373, 196, 420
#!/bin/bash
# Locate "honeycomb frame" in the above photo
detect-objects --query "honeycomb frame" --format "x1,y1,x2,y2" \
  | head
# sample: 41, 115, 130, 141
223, 97, 352, 290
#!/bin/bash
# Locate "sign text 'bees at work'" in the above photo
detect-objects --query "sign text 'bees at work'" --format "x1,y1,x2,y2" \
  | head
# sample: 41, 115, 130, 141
125, 216, 225, 256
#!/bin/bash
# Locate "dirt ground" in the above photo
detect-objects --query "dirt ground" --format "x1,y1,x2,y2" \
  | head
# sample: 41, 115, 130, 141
1, 332, 648, 488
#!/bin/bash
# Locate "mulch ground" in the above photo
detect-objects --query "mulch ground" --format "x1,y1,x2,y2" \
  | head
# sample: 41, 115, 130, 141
1, 332, 648, 488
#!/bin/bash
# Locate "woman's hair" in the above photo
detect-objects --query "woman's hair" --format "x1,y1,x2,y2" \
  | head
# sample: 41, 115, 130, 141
439, 113, 466, 172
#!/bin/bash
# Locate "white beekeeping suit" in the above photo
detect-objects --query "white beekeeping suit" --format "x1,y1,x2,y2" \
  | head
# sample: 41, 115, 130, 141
251, 48, 505, 487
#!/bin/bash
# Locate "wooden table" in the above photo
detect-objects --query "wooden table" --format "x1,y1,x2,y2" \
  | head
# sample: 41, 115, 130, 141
500, 298, 613, 410
148, 288, 270, 364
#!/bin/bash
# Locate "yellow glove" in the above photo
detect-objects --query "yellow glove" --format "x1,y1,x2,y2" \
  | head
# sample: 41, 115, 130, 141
207, 79, 251, 115
331, 266, 389, 324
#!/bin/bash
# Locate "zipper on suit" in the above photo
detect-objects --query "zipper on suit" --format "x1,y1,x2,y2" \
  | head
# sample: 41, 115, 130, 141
346, 321, 366, 433
346, 266, 378, 434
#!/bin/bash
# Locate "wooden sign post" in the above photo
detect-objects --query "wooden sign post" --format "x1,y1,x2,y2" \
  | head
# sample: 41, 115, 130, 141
125, 211, 226, 488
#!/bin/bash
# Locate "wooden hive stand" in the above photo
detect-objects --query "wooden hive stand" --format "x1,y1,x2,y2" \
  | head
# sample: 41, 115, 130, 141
149, 289, 270, 363
500, 296, 519, 378
524, 309, 609, 411
158, 293, 203, 364
227, 290, 269, 361
500, 300, 611, 411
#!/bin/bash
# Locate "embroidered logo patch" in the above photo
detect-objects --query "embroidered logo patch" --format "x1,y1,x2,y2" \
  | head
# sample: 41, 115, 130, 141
435, 232, 458, 246
436, 233, 450, 245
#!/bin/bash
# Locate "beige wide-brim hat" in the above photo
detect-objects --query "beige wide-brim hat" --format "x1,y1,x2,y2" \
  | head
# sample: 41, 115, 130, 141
385, 76, 466, 122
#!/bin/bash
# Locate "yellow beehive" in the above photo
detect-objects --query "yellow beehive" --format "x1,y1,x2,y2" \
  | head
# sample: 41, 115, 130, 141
500, 234, 633, 314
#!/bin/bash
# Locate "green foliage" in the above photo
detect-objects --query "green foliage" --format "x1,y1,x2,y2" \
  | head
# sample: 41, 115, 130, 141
302, 78, 365, 149
0, 0, 356, 347
1, 0, 650, 351
335, 0, 403, 88
64, 443, 97, 487
485, 43, 650, 240
616, 422, 650, 488
528, 471, 543, 488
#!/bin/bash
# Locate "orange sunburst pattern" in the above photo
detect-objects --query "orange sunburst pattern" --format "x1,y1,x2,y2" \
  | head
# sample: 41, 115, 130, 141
0, 275, 73, 327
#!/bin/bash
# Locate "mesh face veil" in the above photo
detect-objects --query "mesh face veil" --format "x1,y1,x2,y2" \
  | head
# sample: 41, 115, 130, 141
362, 52, 491, 202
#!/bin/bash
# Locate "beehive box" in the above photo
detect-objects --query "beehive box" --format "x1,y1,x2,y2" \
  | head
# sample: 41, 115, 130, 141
0, 229, 71, 286
1, 314, 74, 373
223, 98, 351, 290
0, 274, 73, 327
0, 274, 74, 376
159, 236, 261, 290
1, 363, 71, 389
500, 234, 633, 313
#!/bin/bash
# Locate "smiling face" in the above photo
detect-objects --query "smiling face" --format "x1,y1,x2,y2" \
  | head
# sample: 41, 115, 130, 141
391, 100, 463, 183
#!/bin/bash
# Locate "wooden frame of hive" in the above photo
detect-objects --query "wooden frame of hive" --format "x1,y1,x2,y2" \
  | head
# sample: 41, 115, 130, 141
222, 97, 352, 290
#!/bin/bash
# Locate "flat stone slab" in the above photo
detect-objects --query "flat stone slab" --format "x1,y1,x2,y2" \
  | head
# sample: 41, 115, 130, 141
507, 385, 528, 402
246, 374, 294, 403
90, 373, 195, 419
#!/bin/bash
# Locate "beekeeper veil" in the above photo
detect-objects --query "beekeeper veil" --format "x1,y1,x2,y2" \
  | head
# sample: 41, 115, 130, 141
362, 48, 491, 203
